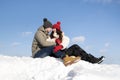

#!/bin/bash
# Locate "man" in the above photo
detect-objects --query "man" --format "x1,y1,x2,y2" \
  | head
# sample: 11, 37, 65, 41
32, 18, 56, 58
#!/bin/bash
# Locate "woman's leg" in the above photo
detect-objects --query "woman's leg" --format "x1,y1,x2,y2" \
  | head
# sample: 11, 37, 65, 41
66, 44, 104, 63
66, 44, 88, 59
54, 51, 66, 59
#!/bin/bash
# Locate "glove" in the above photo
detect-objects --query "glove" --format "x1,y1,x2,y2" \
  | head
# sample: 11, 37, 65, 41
55, 38, 62, 45
53, 45, 63, 53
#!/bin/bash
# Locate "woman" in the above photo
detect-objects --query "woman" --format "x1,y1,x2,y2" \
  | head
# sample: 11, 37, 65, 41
50, 21, 104, 64
50, 21, 81, 66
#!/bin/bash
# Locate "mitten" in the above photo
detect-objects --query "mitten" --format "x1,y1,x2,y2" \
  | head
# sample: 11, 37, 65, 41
55, 38, 62, 45
53, 45, 63, 53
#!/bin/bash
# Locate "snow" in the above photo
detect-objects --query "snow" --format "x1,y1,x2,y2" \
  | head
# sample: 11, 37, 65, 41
0, 55, 120, 80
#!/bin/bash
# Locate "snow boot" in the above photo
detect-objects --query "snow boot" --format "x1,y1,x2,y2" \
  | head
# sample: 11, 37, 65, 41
87, 54, 105, 64
97, 56, 105, 64
63, 55, 81, 66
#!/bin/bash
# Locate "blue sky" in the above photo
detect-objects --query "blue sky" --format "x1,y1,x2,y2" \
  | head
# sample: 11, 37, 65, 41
0, 0, 120, 64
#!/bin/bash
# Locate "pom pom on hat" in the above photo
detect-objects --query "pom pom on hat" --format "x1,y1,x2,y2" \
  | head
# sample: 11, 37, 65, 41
52, 21, 61, 31
43, 18, 47, 22
57, 21, 61, 25
43, 18, 52, 28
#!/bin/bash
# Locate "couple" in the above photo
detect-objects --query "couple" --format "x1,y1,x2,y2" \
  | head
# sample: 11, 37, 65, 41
32, 18, 104, 66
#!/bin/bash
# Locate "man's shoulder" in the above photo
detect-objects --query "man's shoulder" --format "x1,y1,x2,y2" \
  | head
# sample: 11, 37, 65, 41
38, 26, 44, 31
36, 26, 46, 34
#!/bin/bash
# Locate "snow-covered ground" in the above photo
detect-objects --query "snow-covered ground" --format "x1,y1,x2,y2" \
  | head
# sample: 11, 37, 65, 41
0, 55, 120, 80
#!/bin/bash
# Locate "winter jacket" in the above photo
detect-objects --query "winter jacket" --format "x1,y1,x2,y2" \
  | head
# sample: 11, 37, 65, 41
53, 33, 70, 53
48, 32, 70, 50
61, 33, 70, 50
32, 26, 56, 57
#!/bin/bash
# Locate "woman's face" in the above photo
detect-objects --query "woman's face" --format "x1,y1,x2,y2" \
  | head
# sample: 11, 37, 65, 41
52, 28, 56, 32
52, 29, 59, 38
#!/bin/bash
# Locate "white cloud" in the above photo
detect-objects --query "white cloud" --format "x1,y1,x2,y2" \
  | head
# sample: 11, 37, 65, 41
11, 42, 21, 47
85, 46, 93, 50
100, 49, 107, 53
22, 32, 32, 36
72, 36, 86, 43
99, 42, 110, 53
105, 42, 110, 47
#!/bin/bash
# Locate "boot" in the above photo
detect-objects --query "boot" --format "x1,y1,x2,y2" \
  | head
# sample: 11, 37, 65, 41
87, 54, 105, 64
63, 55, 81, 66
97, 56, 105, 64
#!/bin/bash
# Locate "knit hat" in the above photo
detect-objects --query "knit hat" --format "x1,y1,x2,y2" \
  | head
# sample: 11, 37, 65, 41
52, 21, 61, 31
43, 18, 52, 28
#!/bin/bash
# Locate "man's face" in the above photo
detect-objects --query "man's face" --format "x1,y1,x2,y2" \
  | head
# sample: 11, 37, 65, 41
46, 28, 52, 33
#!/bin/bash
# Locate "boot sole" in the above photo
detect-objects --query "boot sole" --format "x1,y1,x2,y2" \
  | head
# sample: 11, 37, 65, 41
98, 57, 105, 64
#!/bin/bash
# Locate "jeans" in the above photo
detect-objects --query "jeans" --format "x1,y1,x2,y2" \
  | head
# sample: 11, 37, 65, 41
34, 46, 65, 59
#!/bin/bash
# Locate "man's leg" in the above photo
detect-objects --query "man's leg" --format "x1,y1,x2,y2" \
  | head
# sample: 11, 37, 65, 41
34, 46, 54, 58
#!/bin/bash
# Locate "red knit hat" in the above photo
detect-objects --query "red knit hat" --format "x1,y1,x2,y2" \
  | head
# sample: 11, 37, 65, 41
52, 21, 61, 31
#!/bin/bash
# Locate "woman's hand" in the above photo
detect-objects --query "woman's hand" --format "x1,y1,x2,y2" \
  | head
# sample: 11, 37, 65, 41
55, 39, 62, 45
53, 45, 63, 53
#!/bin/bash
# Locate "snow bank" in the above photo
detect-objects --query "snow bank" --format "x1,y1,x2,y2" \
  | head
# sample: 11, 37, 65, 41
0, 55, 120, 80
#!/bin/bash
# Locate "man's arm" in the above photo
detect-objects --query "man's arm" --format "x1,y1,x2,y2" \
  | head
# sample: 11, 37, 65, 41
35, 31, 56, 47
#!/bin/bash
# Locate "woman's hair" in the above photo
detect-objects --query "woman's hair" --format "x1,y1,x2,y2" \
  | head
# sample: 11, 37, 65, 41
50, 30, 63, 41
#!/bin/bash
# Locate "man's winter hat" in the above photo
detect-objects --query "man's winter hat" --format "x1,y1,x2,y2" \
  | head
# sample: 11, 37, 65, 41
43, 18, 52, 28
52, 21, 61, 31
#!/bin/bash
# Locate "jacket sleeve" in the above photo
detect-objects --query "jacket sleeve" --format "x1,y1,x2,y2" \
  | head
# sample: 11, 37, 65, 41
35, 31, 56, 47
46, 36, 56, 42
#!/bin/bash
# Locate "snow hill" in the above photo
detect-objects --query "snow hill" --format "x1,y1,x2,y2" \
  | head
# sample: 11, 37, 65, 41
0, 55, 120, 80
